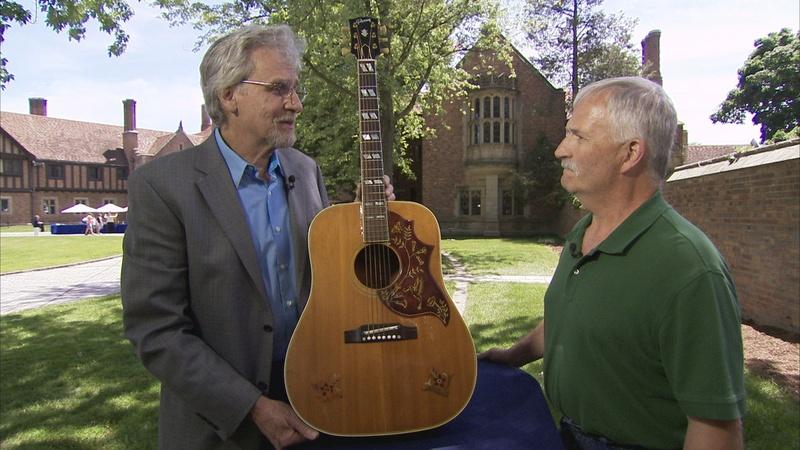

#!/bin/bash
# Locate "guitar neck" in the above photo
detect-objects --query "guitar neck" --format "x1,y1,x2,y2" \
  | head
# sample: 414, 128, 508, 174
357, 58, 389, 243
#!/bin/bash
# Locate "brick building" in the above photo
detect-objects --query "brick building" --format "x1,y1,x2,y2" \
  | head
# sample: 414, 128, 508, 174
417, 37, 567, 236
0, 98, 212, 226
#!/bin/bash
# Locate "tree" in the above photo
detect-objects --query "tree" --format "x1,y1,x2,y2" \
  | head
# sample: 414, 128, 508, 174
512, 135, 568, 217
155, 0, 500, 193
522, 0, 639, 102
710, 28, 800, 143
0, 0, 134, 88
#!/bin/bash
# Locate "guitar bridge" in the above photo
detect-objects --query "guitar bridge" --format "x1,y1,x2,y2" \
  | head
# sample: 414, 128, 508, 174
344, 323, 417, 343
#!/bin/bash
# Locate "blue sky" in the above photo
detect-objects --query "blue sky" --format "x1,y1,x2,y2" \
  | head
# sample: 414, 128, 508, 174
1, 0, 797, 144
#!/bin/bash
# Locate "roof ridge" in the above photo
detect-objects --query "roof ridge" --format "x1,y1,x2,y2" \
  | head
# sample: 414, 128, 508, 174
0, 110, 172, 134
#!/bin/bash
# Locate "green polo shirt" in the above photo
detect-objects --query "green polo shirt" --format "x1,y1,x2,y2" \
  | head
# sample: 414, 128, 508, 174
543, 192, 745, 449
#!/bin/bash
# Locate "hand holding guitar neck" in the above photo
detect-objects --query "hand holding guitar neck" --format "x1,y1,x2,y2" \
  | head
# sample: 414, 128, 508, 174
355, 174, 396, 202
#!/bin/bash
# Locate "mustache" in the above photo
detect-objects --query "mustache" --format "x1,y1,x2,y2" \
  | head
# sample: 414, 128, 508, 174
561, 159, 578, 172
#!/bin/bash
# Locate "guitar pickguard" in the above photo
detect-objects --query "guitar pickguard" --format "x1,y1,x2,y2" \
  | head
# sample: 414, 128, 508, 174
377, 211, 450, 325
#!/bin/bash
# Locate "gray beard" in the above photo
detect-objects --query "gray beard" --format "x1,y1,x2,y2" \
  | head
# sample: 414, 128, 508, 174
268, 130, 296, 149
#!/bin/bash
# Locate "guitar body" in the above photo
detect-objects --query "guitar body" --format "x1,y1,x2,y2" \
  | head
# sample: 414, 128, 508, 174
285, 201, 477, 436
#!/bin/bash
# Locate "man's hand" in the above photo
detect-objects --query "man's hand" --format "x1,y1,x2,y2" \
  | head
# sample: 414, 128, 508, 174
477, 322, 545, 368
250, 396, 318, 449
477, 347, 515, 364
383, 175, 396, 201
355, 174, 396, 202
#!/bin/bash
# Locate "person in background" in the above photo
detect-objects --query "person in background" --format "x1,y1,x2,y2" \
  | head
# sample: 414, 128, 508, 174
32, 214, 45, 232
107, 212, 118, 232
480, 77, 745, 449
121, 24, 394, 450
82, 214, 96, 235
95, 213, 105, 234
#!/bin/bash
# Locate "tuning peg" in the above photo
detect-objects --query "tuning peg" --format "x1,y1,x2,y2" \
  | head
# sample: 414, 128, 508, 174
379, 25, 388, 36
341, 47, 351, 56
341, 26, 349, 34
381, 47, 390, 56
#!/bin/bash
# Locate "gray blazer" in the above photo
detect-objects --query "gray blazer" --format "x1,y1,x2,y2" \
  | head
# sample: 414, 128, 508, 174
121, 136, 329, 449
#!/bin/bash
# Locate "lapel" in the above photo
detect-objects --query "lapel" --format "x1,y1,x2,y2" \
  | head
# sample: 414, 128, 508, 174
275, 148, 309, 297
193, 137, 269, 302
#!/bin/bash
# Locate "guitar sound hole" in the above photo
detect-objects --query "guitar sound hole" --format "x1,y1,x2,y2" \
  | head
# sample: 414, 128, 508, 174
354, 244, 401, 289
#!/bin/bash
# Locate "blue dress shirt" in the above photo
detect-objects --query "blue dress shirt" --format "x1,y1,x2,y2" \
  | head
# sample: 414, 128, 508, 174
215, 129, 299, 361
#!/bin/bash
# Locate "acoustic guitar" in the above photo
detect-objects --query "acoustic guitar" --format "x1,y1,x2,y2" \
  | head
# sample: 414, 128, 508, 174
284, 16, 477, 436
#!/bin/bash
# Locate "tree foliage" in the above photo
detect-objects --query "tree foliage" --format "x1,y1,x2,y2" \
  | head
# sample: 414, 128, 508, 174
512, 135, 569, 216
523, 0, 639, 102
0, 0, 134, 88
710, 28, 800, 143
154, 0, 500, 194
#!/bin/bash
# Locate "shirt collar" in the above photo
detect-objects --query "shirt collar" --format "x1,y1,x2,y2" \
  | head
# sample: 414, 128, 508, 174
215, 128, 285, 185
567, 191, 670, 256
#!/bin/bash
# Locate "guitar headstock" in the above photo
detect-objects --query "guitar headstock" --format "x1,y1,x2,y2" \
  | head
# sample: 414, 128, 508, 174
346, 17, 388, 60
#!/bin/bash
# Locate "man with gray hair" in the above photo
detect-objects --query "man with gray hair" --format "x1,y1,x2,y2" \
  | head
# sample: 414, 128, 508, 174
480, 77, 745, 449
122, 24, 393, 449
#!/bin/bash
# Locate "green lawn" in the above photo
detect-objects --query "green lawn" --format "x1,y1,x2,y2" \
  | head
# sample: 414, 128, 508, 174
441, 237, 561, 276
0, 225, 39, 233
0, 236, 123, 273
0, 296, 159, 450
466, 282, 547, 380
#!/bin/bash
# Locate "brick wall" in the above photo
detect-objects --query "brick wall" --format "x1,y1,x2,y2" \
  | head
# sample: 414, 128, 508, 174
421, 95, 465, 225
663, 152, 800, 335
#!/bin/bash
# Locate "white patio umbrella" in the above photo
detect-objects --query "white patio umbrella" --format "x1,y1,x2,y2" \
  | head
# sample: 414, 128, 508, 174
60, 203, 98, 214
95, 203, 127, 213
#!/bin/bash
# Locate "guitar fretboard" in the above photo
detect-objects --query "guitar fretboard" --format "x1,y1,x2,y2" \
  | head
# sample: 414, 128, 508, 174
358, 58, 389, 243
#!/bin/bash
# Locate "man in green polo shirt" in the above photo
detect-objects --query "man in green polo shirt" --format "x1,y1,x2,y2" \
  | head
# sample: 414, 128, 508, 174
480, 77, 745, 449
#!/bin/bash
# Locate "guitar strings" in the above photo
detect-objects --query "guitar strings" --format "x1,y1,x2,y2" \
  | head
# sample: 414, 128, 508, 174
356, 32, 395, 332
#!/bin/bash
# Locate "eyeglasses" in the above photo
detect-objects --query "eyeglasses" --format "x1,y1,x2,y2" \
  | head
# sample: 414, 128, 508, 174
240, 80, 306, 102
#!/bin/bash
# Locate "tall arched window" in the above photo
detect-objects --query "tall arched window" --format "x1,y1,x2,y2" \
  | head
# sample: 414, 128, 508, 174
469, 92, 516, 147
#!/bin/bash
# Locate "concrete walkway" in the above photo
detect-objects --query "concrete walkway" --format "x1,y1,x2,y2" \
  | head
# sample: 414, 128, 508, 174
0, 256, 122, 315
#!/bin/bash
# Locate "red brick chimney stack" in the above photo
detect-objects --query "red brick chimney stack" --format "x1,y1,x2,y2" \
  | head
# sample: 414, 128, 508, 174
122, 99, 139, 170
29, 98, 48, 116
201, 104, 212, 131
123, 99, 137, 131
641, 30, 663, 86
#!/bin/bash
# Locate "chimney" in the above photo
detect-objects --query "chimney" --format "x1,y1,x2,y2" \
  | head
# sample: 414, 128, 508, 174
201, 104, 212, 131
122, 99, 139, 170
123, 99, 137, 131
641, 30, 663, 86
29, 98, 48, 116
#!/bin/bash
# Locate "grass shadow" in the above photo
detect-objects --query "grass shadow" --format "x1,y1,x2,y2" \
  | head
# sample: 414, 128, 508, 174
0, 296, 159, 450
743, 368, 800, 449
